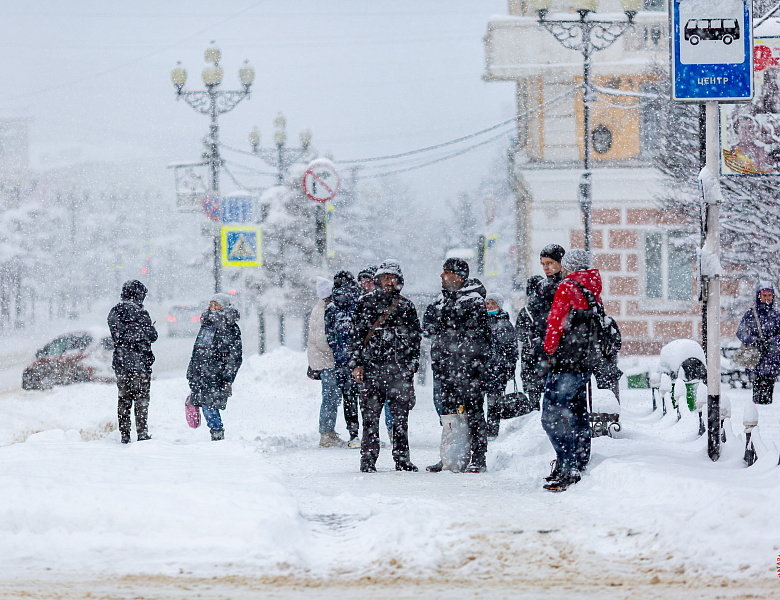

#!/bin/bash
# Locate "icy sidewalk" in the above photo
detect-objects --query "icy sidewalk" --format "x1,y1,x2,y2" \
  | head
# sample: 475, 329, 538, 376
0, 348, 779, 584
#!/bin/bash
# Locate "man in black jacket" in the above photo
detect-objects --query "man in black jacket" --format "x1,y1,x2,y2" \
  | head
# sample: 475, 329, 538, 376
350, 260, 421, 473
107, 280, 158, 444
425, 258, 491, 473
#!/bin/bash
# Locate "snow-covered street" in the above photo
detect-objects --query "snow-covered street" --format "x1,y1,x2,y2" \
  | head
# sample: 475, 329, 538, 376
1, 336, 779, 598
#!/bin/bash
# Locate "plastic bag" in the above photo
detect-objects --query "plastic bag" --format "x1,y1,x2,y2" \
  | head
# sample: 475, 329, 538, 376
440, 412, 471, 472
185, 394, 201, 429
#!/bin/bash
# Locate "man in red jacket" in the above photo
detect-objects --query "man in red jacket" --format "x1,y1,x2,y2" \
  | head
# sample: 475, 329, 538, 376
541, 248, 602, 492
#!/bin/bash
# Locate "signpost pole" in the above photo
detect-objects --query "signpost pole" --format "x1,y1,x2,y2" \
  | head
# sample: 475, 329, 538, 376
704, 101, 721, 462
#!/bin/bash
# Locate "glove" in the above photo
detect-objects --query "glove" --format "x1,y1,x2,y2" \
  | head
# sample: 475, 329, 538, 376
411, 361, 420, 374
222, 381, 232, 396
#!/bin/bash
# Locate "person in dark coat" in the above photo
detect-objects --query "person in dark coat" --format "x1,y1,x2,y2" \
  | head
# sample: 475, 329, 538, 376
737, 283, 780, 405
516, 275, 546, 410
349, 260, 421, 473
425, 258, 492, 473
536, 244, 566, 335
186, 293, 243, 441
325, 270, 362, 446
107, 280, 158, 444
542, 249, 601, 492
483, 292, 519, 438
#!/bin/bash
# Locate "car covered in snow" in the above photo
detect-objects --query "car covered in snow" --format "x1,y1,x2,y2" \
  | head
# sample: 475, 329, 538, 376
167, 304, 202, 337
22, 330, 115, 390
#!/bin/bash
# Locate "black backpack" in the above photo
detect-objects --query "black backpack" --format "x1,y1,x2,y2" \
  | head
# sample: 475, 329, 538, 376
570, 280, 621, 361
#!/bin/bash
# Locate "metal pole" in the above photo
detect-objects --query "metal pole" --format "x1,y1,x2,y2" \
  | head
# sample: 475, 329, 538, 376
258, 308, 266, 354
581, 20, 592, 255
704, 101, 721, 462
277, 144, 284, 185
699, 104, 708, 353
210, 91, 221, 293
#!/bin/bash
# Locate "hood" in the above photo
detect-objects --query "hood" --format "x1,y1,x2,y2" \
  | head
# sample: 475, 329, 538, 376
332, 284, 360, 309
374, 259, 404, 290
201, 305, 240, 328
121, 280, 147, 304
756, 282, 775, 310
565, 269, 602, 299
443, 277, 487, 304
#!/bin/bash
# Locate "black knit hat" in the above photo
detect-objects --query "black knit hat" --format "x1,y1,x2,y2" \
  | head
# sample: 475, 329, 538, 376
333, 270, 356, 289
540, 244, 565, 264
443, 257, 469, 280
357, 265, 377, 281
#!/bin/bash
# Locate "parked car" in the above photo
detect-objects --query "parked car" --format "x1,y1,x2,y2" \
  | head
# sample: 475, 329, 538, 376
22, 330, 115, 390
167, 304, 202, 337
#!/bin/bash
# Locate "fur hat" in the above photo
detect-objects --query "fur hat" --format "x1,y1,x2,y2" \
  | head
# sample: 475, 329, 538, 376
561, 248, 591, 273
210, 292, 232, 308
540, 244, 565, 264
316, 276, 333, 300
443, 257, 469, 280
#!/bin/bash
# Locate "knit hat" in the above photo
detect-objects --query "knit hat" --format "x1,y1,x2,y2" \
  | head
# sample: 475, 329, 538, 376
540, 244, 565, 264
486, 292, 504, 310
374, 259, 404, 283
443, 257, 469, 280
210, 292, 232, 308
316, 276, 333, 299
357, 265, 377, 281
333, 270, 356, 289
561, 248, 591, 273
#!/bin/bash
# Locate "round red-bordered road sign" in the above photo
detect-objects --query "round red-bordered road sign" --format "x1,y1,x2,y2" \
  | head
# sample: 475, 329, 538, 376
302, 158, 341, 203
202, 193, 222, 221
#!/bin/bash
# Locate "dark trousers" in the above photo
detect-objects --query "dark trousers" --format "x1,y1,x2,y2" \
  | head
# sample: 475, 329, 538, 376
360, 370, 415, 468
440, 370, 487, 468
116, 372, 151, 438
335, 366, 360, 438
486, 392, 502, 437
541, 372, 591, 477
522, 373, 544, 411
752, 374, 776, 405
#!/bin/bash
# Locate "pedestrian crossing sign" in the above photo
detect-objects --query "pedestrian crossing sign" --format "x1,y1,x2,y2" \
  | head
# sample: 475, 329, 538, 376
221, 225, 262, 267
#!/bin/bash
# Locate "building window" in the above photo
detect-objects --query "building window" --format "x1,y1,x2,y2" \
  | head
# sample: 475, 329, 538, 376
644, 231, 694, 301
644, 0, 664, 11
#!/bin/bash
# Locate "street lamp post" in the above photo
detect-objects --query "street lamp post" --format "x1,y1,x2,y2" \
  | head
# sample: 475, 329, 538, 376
534, 0, 640, 254
248, 114, 312, 184
171, 41, 255, 293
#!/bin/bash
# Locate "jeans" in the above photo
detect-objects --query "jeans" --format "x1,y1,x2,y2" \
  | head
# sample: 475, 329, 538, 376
201, 405, 223, 431
319, 368, 341, 434
541, 372, 591, 477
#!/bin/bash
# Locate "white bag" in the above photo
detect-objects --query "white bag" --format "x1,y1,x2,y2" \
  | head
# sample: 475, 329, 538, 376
440, 413, 472, 472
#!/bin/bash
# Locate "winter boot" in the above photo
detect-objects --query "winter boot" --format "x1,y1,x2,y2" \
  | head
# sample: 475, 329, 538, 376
426, 461, 443, 473
395, 461, 419, 472
320, 432, 347, 448
360, 461, 377, 473
543, 472, 581, 492
137, 432, 152, 442
120, 432, 131, 444
347, 435, 361, 449
545, 460, 561, 482
465, 463, 487, 473
210, 428, 225, 441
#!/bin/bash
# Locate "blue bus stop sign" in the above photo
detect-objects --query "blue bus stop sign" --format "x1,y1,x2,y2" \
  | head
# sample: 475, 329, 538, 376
671, 0, 753, 102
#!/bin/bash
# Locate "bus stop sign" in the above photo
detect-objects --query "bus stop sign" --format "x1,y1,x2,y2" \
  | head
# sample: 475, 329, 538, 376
671, 0, 754, 102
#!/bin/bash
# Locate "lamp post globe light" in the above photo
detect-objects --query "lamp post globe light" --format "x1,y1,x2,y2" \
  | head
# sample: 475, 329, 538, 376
248, 112, 314, 185
171, 41, 255, 292
534, 0, 639, 254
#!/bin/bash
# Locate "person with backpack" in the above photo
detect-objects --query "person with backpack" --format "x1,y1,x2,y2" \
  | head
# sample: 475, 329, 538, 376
325, 270, 362, 447
107, 280, 158, 444
541, 249, 601, 492
349, 260, 422, 472
483, 292, 519, 439
516, 275, 546, 410
186, 293, 243, 441
737, 283, 780, 405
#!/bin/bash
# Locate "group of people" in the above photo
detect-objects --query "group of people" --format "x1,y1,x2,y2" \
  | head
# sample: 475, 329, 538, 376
107, 281, 243, 444
308, 244, 617, 490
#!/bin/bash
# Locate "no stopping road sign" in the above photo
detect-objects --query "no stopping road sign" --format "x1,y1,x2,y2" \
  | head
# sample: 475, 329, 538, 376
302, 158, 341, 203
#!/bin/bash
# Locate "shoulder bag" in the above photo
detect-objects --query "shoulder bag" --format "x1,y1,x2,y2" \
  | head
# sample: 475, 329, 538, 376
733, 308, 763, 370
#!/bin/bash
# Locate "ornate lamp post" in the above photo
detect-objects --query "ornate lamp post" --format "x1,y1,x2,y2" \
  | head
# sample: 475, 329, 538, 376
533, 0, 640, 254
171, 41, 255, 292
248, 113, 313, 184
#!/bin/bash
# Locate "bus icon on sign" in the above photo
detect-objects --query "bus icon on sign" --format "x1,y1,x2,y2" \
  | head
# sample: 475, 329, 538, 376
685, 18, 740, 46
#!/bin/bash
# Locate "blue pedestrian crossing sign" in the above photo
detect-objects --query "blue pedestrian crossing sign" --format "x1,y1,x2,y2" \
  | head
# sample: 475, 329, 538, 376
671, 0, 753, 102
221, 226, 262, 268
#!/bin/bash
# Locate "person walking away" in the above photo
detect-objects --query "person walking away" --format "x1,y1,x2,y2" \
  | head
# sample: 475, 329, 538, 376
358, 264, 393, 443
186, 293, 242, 441
325, 270, 362, 447
542, 249, 601, 492
350, 260, 421, 472
308, 277, 347, 447
483, 292, 519, 439
425, 258, 491, 473
737, 283, 780, 404
107, 280, 158, 444
516, 275, 546, 410
537, 244, 566, 334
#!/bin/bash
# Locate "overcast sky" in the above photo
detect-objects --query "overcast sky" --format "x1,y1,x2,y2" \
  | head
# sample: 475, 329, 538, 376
1, 0, 514, 202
